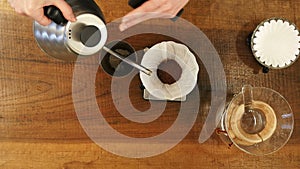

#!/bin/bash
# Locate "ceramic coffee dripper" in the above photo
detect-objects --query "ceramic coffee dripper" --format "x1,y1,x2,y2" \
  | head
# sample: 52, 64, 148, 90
217, 85, 294, 155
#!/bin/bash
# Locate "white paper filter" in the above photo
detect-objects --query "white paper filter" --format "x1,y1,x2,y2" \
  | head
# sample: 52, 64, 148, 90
252, 18, 300, 68
140, 41, 199, 100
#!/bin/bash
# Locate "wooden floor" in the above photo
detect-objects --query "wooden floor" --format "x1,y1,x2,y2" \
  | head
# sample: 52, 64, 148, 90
0, 0, 299, 168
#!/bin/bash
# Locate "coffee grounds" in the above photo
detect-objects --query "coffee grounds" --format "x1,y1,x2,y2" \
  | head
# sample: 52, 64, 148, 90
157, 59, 182, 84
109, 49, 130, 69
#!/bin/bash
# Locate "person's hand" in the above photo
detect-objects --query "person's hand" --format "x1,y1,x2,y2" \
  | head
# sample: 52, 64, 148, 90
119, 0, 189, 31
8, 0, 76, 26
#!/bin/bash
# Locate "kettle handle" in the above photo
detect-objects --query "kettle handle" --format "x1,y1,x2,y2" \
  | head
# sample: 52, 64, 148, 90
128, 0, 184, 21
44, 5, 68, 25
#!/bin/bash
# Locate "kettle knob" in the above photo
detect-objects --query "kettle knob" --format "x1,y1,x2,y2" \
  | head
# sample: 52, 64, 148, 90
44, 6, 68, 25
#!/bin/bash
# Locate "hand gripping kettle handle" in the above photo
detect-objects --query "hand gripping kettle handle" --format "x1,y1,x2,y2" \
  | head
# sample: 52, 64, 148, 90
44, 6, 68, 25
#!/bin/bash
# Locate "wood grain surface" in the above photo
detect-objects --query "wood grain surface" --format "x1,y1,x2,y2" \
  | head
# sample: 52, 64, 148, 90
0, 0, 299, 168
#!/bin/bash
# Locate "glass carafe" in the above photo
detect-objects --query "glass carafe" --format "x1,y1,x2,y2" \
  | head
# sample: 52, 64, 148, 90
217, 85, 294, 155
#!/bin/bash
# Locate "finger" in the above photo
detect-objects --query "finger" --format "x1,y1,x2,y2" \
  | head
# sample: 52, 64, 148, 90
120, 0, 181, 31
122, 0, 160, 23
120, 12, 168, 31
32, 9, 51, 26
52, 0, 76, 22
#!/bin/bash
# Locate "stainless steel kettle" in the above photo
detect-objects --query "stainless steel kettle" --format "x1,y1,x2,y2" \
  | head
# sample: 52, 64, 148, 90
33, 0, 107, 61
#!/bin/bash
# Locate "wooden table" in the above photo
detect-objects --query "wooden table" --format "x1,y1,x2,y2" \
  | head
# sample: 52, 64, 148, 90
0, 0, 299, 168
